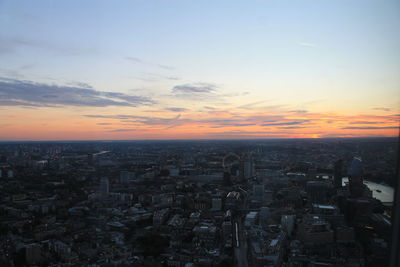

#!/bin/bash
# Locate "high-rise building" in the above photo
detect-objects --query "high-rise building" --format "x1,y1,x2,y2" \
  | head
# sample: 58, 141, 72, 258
211, 198, 222, 211
306, 180, 334, 203
334, 159, 343, 188
100, 177, 109, 199
253, 184, 264, 202
223, 171, 231, 185
348, 157, 364, 198
239, 154, 254, 181
308, 167, 317, 180
25, 243, 41, 265
120, 170, 133, 183
281, 215, 295, 236
87, 153, 94, 165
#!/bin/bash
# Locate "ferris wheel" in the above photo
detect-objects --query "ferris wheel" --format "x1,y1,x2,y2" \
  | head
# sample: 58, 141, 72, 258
222, 152, 241, 172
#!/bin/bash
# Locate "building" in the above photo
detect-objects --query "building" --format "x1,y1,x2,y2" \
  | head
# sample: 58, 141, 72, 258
245, 211, 258, 228
253, 184, 264, 202
153, 208, 170, 226
348, 157, 364, 198
281, 215, 295, 236
25, 243, 41, 265
120, 170, 133, 183
211, 197, 222, 211
240, 154, 254, 181
193, 223, 217, 248
100, 177, 109, 199
298, 215, 334, 245
225, 191, 241, 210
306, 181, 333, 204
334, 159, 343, 188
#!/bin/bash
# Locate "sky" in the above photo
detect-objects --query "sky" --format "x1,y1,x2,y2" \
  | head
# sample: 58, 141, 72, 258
0, 0, 399, 140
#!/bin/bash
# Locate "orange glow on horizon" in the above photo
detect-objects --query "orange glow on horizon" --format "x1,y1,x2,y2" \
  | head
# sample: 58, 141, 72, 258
0, 106, 398, 140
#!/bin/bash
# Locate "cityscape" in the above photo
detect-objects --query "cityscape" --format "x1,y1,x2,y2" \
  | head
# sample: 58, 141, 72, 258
0, 138, 397, 266
0, 0, 399, 266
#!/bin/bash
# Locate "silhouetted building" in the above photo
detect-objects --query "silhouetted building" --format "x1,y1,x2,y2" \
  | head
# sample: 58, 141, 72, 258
307, 167, 317, 180
348, 157, 364, 198
298, 215, 334, 245
100, 177, 109, 199
334, 159, 343, 188
306, 181, 334, 204
223, 171, 231, 185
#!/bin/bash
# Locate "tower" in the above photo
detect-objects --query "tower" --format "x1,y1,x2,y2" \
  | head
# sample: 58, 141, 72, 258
348, 157, 364, 198
334, 159, 343, 188
100, 177, 109, 199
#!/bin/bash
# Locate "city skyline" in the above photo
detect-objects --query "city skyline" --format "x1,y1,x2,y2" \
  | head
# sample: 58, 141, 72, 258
1, 0, 399, 140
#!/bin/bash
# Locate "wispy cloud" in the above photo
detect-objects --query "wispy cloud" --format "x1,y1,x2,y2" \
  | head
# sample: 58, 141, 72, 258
110, 128, 141, 132
262, 120, 310, 126
172, 83, 217, 94
373, 107, 392, 112
349, 121, 382, 124
289, 110, 308, 114
0, 77, 154, 107
299, 42, 317, 47
125, 57, 143, 63
169, 82, 223, 102
133, 72, 179, 82
84, 114, 184, 127
166, 107, 188, 112
342, 126, 398, 130
125, 56, 175, 70
0, 37, 97, 56
278, 126, 307, 129
157, 64, 174, 70
237, 100, 270, 110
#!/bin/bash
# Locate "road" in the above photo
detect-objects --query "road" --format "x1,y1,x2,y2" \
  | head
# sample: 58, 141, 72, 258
234, 219, 249, 267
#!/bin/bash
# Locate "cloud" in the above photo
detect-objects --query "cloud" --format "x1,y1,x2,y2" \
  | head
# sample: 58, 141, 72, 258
84, 114, 184, 127
237, 100, 270, 110
262, 120, 310, 126
133, 72, 180, 82
349, 121, 382, 124
230, 123, 256, 127
289, 110, 308, 114
166, 107, 188, 112
278, 126, 307, 129
342, 126, 398, 130
222, 91, 250, 97
97, 123, 112, 125
157, 64, 174, 70
209, 123, 256, 128
172, 83, 217, 94
299, 42, 317, 47
0, 37, 97, 56
373, 107, 392, 112
0, 78, 154, 107
67, 81, 92, 89
110, 128, 141, 132
125, 57, 143, 63
125, 56, 175, 70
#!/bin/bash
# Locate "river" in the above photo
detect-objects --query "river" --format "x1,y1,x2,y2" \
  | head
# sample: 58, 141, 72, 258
342, 177, 394, 203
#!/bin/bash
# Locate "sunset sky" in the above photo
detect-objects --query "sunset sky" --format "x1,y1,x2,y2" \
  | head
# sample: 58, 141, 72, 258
0, 0, 399, 140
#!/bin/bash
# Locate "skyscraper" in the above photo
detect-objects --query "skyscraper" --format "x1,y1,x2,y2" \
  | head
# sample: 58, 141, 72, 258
100, 177, 109, 199
348, 157, 364, 198
334, 159, 343, 188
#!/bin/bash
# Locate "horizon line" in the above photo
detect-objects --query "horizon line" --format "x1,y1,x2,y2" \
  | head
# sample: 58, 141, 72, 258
0, 136, 398, 143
